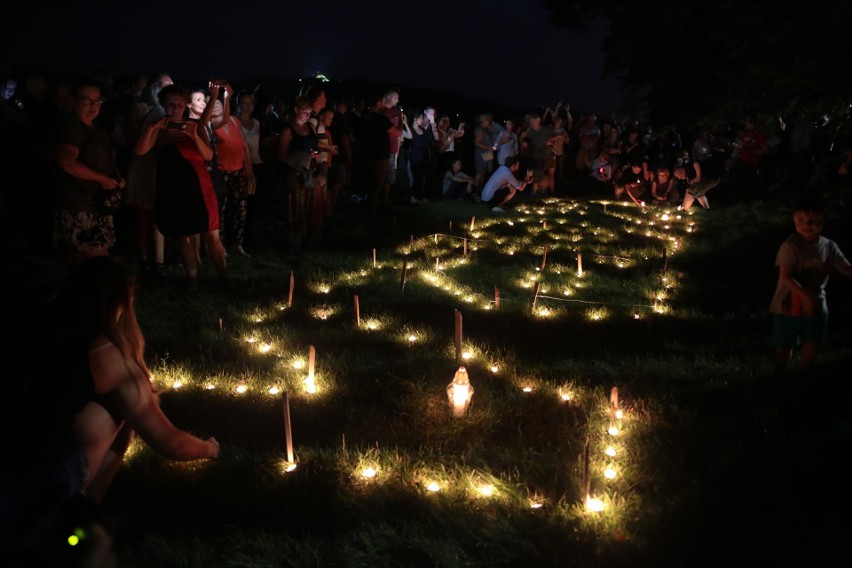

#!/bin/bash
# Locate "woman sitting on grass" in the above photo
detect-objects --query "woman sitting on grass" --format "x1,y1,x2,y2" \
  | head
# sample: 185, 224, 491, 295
442, 158, 475, 200
2, 256, 220, 561
650, 166, 679, 206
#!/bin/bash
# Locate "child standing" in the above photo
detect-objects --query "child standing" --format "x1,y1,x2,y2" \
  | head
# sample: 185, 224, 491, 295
769, 194, 852, 375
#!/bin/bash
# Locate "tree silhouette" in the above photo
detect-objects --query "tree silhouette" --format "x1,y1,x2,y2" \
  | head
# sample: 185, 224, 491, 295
542, 0, 852, 129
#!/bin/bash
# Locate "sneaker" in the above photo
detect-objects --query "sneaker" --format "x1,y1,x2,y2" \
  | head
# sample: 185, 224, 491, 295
409, 196, 421, 205
491, 206, 505, 213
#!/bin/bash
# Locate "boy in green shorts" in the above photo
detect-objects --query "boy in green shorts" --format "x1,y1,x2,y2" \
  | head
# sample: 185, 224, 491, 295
769, 193, 852, 375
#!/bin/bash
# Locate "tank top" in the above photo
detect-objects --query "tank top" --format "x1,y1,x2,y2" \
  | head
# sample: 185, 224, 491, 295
213, 117, 248, 171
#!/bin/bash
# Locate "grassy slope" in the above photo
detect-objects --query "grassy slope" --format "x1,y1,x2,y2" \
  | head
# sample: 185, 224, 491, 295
12, 182, 852, 567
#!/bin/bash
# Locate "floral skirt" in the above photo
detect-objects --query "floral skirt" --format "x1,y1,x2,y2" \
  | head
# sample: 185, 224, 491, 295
53, 209, 116, 254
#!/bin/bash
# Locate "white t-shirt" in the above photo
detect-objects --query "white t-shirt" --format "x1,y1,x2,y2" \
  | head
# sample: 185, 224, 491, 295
480, 165, 524, 202
769, 233, 848, 314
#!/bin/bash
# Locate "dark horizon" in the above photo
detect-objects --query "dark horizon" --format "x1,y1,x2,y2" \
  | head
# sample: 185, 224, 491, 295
3, 1, 625, 119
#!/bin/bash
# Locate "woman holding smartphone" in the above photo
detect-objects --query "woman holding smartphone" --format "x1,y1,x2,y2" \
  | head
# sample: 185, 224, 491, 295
134, 84, 228, 290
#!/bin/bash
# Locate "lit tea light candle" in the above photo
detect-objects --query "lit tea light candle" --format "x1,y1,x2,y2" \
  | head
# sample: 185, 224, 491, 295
426, 482, 441, 492
362, 466, 377, 478
236, 385, 248, 394
447, 366, 474, 417
604, 467, 617, 479
605, 446, 616, 457
586, 497, 605, 512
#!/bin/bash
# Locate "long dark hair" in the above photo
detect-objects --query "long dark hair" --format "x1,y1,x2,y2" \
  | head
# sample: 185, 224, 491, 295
60, 256, 150, 377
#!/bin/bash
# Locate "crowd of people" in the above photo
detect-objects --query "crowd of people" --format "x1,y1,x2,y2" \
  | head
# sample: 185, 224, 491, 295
3, 67, 850, 285
2, 65, 851, 566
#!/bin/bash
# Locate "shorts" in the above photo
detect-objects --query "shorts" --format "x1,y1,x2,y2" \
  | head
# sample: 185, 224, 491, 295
474, 152, 494, 174
771, 312, 828, 347
487, 186, 512, 205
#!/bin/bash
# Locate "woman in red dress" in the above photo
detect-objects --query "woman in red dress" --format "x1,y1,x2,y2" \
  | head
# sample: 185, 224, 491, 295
134, 84, 228, 289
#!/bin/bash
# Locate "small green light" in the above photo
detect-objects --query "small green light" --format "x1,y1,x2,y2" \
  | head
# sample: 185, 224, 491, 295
68, 526, 87, 547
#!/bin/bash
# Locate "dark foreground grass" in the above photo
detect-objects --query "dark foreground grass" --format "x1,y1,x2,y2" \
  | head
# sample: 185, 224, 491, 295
14, 186, 852, 567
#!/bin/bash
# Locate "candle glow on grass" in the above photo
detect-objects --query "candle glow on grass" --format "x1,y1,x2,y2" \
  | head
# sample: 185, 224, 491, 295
127, 197, 702, 538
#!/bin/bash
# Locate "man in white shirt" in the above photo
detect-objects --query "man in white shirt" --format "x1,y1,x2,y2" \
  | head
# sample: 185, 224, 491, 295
480, 156, 533, 212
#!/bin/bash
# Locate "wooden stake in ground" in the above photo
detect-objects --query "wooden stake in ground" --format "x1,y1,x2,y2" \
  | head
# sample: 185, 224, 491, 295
463, 238, 467, 258
577, 253, 583, 277
354, 294, 361, 326
305, 345, 317, 394
470, 216, 476, 231
530, 282, 541, 312
583, 434, 591, 503
610, 387, 620, 417
288, 271, 295, 307
662, 248, 669, 274
410, 234, 414, 246
434, 233, 438, 244
494, 285, 500, 309
454, 309, 463, 362
541, 244, 548, 270
449, 220, 453, 232
218, 317, 223, 332
372, 248, 377, 267
400, 261, 408, 290
283, 393, 295, 464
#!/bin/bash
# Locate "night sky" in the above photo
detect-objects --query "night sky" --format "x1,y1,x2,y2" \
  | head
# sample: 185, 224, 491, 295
5, 0, 623, 116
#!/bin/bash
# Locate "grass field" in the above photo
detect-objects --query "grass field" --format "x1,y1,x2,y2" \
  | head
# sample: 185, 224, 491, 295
13, 184, 852, 567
